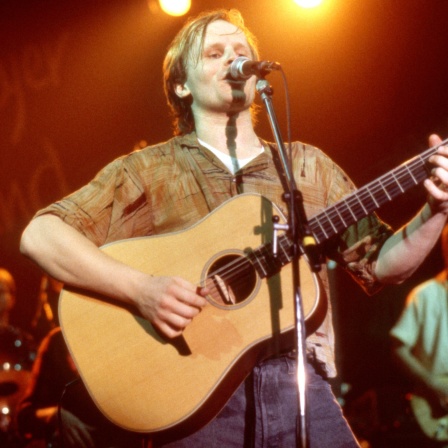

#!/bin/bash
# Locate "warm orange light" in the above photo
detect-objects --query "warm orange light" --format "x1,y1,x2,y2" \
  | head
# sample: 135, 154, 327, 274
159, 0, 191, 17
293, 0, 324, 8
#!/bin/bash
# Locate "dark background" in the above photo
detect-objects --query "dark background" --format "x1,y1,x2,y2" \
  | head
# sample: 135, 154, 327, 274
1, 0, 447, 444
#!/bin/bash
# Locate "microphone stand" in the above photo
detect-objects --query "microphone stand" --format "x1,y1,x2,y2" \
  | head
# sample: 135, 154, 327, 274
256, 77, 321, 448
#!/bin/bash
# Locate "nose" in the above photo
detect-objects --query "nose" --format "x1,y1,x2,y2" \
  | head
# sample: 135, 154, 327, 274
224, 47, 238, 66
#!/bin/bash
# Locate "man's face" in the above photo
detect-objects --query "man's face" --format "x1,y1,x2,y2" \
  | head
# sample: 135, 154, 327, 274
176, 20, 257, 117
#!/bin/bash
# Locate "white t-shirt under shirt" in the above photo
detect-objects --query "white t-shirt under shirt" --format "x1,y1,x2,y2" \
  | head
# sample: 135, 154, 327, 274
198, 138, 264, 174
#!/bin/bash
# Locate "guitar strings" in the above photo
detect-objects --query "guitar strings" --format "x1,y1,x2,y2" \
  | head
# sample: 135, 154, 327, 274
201, 137, 448, 304
312, 155, 425, 239
201, 235, 292, 304
204, 152, 429, 299
310, 140, 448, 242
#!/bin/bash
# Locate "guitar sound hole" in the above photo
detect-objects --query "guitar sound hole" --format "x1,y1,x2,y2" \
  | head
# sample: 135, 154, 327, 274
204, 254, 257, 307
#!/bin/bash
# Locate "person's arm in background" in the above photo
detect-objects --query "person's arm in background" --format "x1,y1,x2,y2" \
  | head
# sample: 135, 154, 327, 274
392, 337, 448, 409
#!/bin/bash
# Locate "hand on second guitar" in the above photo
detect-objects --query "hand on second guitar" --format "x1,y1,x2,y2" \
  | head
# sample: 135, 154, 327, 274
429, 377, 448, 411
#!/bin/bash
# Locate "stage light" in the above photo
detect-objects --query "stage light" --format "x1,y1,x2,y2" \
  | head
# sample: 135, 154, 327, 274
293, 0, 323, 8
159, 0, 191, 17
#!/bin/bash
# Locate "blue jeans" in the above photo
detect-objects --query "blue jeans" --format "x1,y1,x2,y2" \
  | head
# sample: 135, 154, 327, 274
154, 356, 360, 448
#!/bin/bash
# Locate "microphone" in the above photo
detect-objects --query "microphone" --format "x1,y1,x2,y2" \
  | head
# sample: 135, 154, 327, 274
228, 56, 281, 80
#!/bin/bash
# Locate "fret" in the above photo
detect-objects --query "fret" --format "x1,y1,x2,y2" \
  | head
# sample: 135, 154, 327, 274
399, 165, 424, 190
410, 158, 430, 182
404, 155, 430, 183
378, 178, 392, 201
391, 171, 405, 193
323, 207, 347, 234
323, 209, 338, 234
333, 204, 348, 227
367, 188, 380, 208
249, 237, 294, 279
278, 237, 292, 263
396, 169, 412, 190
355, 193, 368, 215
395, 166, 416, 190
369, 183, 388, 208
309, 220, 324, 244
250, 250, 268, 277
343, 200, 357, 222
403, 164, 419, 185
313, 216, 329, 241
358, 188, 378, 212
346, 194, 368, 218
320, 215, 338, 237
406, 165, 418, 185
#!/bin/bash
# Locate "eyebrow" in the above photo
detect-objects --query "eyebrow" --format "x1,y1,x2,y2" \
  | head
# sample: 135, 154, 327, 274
202, 40, 252, 56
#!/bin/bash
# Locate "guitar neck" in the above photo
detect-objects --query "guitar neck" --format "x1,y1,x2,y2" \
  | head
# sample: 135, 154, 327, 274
309, 139, 448, 244
239, 139, 448, 280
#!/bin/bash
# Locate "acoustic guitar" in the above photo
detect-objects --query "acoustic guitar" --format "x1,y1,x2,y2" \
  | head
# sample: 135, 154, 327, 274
59, 138, 448, 436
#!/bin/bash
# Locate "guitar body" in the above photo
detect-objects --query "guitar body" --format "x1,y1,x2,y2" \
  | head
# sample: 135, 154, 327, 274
58, 135, 448, 438
410, 379, 448, 442
59, 194, 324, 436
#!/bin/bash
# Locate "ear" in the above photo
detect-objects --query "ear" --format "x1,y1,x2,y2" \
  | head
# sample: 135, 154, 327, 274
175, 83, 191, 99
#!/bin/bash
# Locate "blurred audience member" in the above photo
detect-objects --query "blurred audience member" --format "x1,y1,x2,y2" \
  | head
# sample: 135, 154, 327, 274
17, 326, 146, 447
0, 268, 16, 326
390, 226, 448, 448
0, 268, 35, 447
31, 275, 61, 344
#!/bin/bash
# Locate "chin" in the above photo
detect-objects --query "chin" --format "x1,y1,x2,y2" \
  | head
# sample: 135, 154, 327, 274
230, 89, 248, 104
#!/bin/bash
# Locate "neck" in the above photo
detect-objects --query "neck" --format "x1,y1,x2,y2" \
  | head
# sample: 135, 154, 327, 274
194, 109, 261, 159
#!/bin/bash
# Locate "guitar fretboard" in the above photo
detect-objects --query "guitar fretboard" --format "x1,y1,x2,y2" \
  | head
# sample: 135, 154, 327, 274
309, 139, 448, 244
209, 142, 440, 290
241, 139, 448, 280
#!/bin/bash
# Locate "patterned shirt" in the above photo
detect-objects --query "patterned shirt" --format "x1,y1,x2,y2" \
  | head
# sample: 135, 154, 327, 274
35, 132, 392, 377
